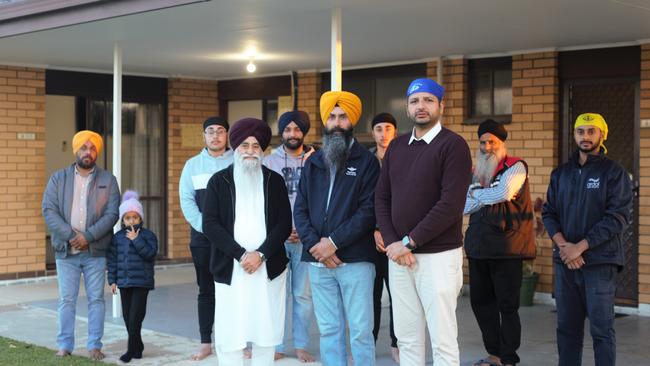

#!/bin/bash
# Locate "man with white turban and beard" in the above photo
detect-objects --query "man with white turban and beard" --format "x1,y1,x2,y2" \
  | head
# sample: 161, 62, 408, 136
294, 91, 380, 366
202, 118, 292, 366
463, 119, 536, 366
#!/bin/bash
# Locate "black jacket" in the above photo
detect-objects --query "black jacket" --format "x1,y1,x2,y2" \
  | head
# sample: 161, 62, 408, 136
202, 165, 291, 285
107, 226, 158, 289
542, 150, 633, 267
294, 140, 380, 263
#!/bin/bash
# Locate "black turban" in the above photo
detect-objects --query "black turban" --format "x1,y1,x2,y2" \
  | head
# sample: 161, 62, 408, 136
203, 116, 229, 131
477, 119, 507, 141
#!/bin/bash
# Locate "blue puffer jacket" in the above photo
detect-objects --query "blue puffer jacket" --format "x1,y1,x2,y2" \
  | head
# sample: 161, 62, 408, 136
107, 226, 158, 289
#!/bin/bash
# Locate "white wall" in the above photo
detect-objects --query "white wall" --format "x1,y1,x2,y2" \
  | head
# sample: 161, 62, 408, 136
228, 100, 263, 124
45, 95, 76, 179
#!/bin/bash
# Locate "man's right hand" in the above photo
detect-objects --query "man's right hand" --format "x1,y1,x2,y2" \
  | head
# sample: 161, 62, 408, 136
287, 229, 300, 244
566, 255, 585, 270
322, 253, 343, 268
69, 230, 88, 251
374, 230, 386, 253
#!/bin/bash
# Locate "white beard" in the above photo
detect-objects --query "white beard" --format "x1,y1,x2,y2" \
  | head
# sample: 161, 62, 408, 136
233, 150, 266, 250
475, 147, 506, 187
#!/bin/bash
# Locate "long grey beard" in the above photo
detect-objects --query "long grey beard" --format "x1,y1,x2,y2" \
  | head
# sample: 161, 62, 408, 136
475, 147, 506, 187
322, 133, 351, 174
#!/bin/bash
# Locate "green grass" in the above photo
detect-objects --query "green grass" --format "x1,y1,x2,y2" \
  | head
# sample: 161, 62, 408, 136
0, 336, 103, 366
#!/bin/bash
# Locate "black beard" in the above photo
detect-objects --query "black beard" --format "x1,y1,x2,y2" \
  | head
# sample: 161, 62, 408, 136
282, 137, 304, 150
578, 138, 601, 154
322, 127, 353, 173
76, 155, 96, 170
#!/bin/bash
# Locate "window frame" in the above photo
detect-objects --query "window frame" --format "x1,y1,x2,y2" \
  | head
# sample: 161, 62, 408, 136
465, 56, 512, 125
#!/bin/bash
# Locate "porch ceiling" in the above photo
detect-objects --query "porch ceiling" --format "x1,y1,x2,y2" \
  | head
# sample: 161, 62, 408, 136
0, 0, 649, 79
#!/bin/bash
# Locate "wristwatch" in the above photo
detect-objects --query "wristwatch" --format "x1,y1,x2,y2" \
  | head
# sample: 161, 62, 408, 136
257, 251, 266, 261
402, 235, 416, 251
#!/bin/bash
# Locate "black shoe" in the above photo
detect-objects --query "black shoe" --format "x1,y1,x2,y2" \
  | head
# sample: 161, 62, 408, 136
132, 351, 142, 359
120, 351, 133, 363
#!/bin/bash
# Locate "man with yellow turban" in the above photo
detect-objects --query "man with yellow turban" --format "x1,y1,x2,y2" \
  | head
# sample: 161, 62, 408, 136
294, 91, 380, 365
543, 113, 633, 365
42, 130, 120, 360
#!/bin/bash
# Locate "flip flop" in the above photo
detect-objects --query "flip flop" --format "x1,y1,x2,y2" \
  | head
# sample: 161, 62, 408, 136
473, 359, 501, 366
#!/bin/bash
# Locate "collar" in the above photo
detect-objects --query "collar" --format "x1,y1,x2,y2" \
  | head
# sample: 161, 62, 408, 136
408, 122, 442, 145
74, 165, 96, 176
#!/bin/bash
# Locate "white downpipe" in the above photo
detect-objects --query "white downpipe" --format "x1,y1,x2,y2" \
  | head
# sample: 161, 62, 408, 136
331, 8, 342, 91
112, 43, 123, 319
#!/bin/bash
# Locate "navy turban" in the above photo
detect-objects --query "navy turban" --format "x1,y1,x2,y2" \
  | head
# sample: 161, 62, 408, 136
277, 110, 311, 135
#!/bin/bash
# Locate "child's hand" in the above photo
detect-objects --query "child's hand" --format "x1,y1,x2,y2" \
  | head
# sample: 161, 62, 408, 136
126, 226, 140, 240
110, 283, 117, 294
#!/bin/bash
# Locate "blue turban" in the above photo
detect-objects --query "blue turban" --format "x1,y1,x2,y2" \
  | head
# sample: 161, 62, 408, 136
277, 110, 310, 135
406, 78, 445, 101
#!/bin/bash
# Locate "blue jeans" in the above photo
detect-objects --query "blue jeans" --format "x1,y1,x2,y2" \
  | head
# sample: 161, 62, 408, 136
555, 263, 617, 366
55, 251, 106, 352
277, 241, 313, 353
309, 262, 375, 366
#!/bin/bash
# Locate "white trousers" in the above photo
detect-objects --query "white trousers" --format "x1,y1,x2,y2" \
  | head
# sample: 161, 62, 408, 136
389, 247, 463, 366
217, 344, 274, 366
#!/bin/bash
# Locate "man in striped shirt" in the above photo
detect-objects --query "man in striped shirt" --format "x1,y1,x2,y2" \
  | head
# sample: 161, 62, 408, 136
463, 119, 536, 366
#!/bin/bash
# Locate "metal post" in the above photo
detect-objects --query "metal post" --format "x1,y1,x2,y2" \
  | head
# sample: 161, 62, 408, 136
112, 42, 122, 319
331, 8, 342, 91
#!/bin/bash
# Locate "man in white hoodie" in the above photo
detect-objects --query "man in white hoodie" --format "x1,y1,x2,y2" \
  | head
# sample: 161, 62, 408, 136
264, 110, 316, 362
179, 116, 233, 361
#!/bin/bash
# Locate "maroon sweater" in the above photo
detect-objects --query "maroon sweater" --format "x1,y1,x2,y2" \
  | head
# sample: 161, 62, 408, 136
375, 127, 472, 253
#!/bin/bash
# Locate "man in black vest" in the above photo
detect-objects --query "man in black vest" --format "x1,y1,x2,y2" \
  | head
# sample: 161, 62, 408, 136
463, 120, 536, 366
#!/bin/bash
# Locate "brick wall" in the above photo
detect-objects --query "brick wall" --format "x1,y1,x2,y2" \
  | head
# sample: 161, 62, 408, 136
167, 78, 218, 259
510, 52, 559, 293
0, 66, 47, 279
297, 71, 322, 143
639, 44, 650, 304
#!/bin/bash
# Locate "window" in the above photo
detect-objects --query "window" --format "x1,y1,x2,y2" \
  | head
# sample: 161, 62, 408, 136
467, 57, 512, 124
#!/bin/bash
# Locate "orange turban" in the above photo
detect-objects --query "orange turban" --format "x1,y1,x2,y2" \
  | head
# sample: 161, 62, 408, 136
319, 91, 362, 126
72, 130, 103, 155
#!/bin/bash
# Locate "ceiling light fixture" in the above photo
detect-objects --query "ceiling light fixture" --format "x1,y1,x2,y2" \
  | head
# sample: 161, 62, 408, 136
246, 60, 256, 73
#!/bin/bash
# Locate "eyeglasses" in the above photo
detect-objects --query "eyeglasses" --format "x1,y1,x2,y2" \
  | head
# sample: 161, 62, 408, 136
205, 129, 227, 136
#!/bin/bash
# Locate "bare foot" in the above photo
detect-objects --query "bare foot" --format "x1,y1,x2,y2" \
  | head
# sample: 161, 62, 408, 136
243, 347, 252, 359
88, 348, 105, 361
274, 352, 285, 360
55, 349, 70, 357
296, 349, 315, 363
390, 346, 399, 363
190, 343, 213, 361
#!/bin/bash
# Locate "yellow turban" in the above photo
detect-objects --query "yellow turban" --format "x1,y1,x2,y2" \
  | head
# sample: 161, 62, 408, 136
319, 91, 362, 126
72, 130, 103, 155
574, 113, 608, 154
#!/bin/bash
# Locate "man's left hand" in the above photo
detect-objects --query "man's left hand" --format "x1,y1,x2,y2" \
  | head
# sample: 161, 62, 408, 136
240, 251, 263, 274
559, 240, 588, 264
309, 237, 336, 262
70, 230, 88, 251
385, 242, 411, 263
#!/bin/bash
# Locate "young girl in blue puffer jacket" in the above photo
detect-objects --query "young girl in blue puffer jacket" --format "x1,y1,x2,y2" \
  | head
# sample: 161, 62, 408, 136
107, 190, 158, 363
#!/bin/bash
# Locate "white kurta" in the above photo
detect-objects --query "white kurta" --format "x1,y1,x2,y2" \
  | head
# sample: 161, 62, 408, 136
213, 167, 287, 352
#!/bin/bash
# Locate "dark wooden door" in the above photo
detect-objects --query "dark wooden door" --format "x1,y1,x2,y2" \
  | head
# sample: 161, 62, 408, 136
563, 79, 639, 305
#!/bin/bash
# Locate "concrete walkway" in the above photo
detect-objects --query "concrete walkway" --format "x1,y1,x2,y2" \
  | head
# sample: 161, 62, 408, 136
1, 264, 649, 365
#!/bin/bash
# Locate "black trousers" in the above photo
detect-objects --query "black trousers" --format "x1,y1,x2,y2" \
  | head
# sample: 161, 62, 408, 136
191, 246, 215, 344
469, 258, 522, 365
373, 254, 397, 348
120, 287, 150, 354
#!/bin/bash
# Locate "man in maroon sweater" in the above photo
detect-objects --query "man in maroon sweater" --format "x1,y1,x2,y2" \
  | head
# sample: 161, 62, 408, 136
375, 78, 472, 366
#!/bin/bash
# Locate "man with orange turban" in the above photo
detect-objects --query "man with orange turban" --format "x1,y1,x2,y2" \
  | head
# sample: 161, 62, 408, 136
42, 130, 120, 361
294, 91, 380, 365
